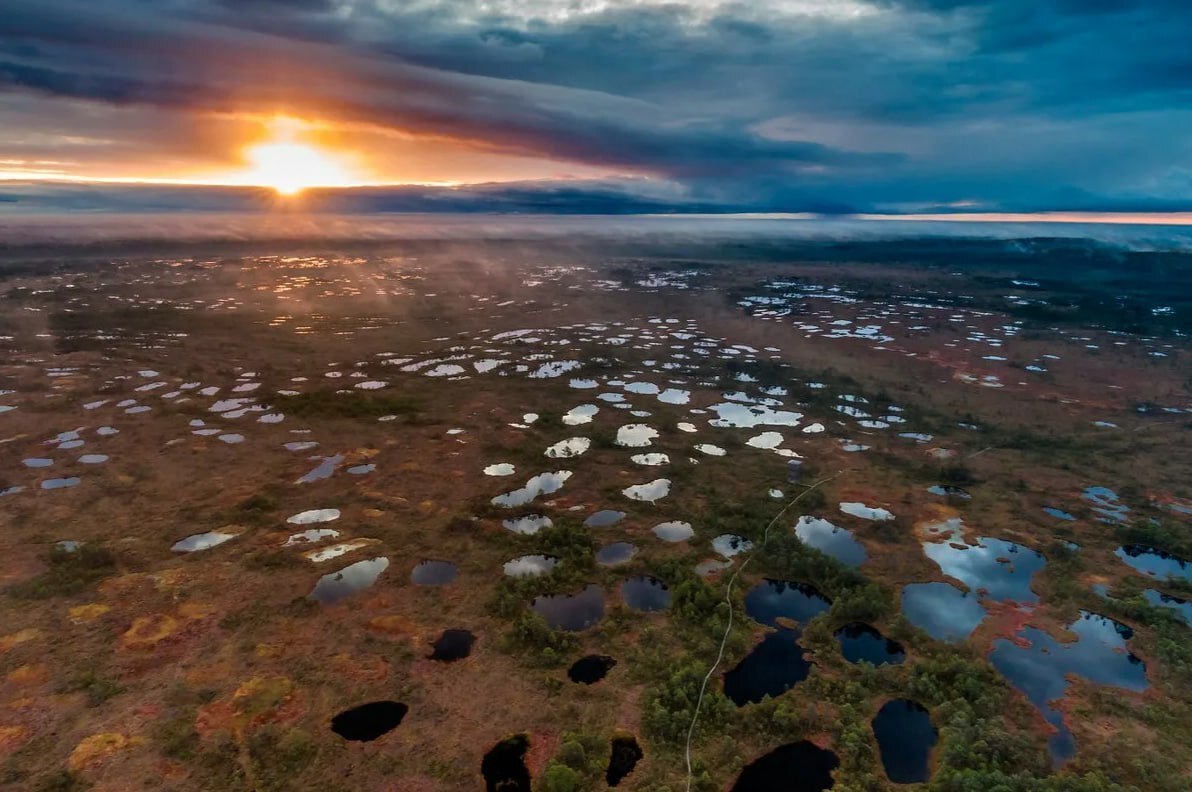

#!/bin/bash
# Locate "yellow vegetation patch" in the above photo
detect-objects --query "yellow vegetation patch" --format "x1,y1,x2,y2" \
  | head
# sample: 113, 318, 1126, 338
120, 614, 181, 650
68, 732, 146, 772
69, 603, 112, 623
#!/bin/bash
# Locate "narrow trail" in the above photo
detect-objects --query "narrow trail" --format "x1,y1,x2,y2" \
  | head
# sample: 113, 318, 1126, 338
683, 470, 845, 792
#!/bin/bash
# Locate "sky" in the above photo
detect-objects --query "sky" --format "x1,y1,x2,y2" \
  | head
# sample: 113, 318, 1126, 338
1, 0, 1190, 215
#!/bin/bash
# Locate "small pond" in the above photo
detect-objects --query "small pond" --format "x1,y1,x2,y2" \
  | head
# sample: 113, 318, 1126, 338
596, 542, 638, 567
794, 516, 866, 567
835, 623, 905, 666
411, 559, 458, 586
873, 699, 936, 783
730, 741, 839, 792
606, 736, 643, 787
532, 585, 605, 631
568, 654, 616, 684
621, 576, 670, 611
310, 557, 390, 605
429, 628, 475, 661
482, 734, 531, 792
330, 701, 407, 742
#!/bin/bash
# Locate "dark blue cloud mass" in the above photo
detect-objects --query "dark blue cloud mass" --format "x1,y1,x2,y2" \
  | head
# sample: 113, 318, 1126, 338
0, 0, 1189, 214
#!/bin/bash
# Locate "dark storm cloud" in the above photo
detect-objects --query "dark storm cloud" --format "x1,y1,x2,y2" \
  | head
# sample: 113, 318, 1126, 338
1, 0, 1190, 213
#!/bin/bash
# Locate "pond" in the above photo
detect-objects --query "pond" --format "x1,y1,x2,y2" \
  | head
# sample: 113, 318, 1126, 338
585, 509, 626, 528
562, 404, 599, 425
545, 437, 591, 458
730, 741, 839, 792
990, 611, 1148, 765
723, 631, 814, 706
171, 531, 237, 553
309, 557, 390, 605
794, 516, 866, 567
1082, 486, 1130, 523
900, 582, 987, 642
484, 463, 516, 476
596, 542, 638, 567
1042, 506, 1076, 521
621, 576, 670, 611
504, 555, 560, 578
287, 508, 340, 525
41, 477, 81, 490
503, 514, 553, 535
713, 534, 754, 558
492, 471, 573, 507
1115, 544, 1192, 582
873, 699, 936, 783
297, 454, 344, 484
835, 623, 905, 666
725, 580, 832, 707
839, 502, 894, 521
482, 735, 531, 792
708, 402, 803, 429
616, 424, 659, 447
284, 528, 339, 546
744, 579, 831, 627
606, 736, 643, 787
532, 585, 605, 631
330, 701, 408, 742
568, 654, 616, 685
653, 520, 694, 542
1144, 589, 1192, 625
923, 537, 1046, 603
429, 628, 475, 661
411, 559, 458, 586
623, 478, 671, 503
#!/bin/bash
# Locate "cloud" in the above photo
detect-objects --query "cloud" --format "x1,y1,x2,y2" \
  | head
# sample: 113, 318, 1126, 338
0, 0, 1189, 212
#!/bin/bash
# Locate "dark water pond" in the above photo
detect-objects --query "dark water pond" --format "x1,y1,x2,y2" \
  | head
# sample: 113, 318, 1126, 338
1115, 544, 1192, 582
596, 542, 638, 567
989, 611, 1148, 765
569, 654, 616, 684
744, 579, 831, 627
835, 623, 905, 666
532, 585, 605, 631
429, 629, 475, 661
622, 576, 670, 611
482, 734, 531, 792
900, 582, 987, 642
411, 559, 458, 586
730, 740, 839, 792
330, 701, 408, 742
606, 736, 643, 787
793, 516, 866, 567
724, 631, 813, 706
585, 509, 626, 527
873, 699, 936, 783
923, 536, 1045, 603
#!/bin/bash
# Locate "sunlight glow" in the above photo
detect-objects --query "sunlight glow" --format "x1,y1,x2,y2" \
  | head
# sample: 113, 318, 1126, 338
239, 117, 359, 195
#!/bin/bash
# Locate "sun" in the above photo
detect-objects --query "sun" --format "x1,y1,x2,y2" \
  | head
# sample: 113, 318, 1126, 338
239, 117, 358, 195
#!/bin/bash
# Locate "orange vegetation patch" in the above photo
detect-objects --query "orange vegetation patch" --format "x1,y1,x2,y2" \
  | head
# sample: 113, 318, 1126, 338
0, 628, 40, 653
5, 664, 51, 687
